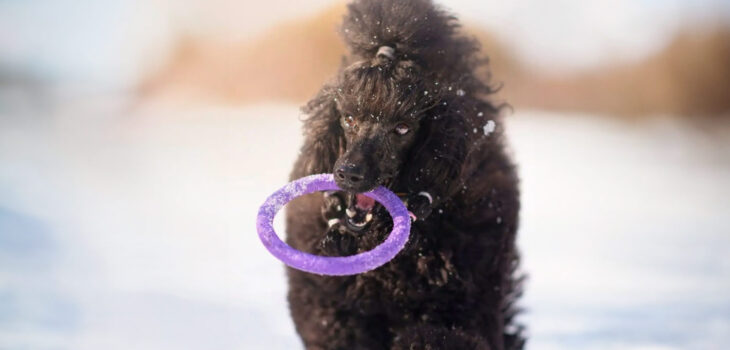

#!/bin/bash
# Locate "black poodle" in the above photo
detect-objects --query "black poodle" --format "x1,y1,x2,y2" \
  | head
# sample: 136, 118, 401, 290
285, 0, 522, 348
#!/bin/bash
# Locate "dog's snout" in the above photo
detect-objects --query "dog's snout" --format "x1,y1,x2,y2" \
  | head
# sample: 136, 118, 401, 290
333, 140, 380, 193
335, 164, 365, 185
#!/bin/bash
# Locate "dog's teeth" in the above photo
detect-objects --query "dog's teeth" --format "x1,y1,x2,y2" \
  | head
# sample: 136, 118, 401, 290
346, 208, 356, 218
327, 218, 340, 227
365, 213, 373, 222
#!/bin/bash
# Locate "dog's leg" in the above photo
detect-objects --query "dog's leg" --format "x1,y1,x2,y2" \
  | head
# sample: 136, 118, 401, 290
405, 191, 433, 221
391, 324, 491, 350
288, 276, 389, 350
321, 191, 346, 223
319, 223, 358, 256
319, 191, 361, 256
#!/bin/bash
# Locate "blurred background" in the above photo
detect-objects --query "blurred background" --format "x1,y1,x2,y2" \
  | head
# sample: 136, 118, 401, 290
1, 0, 729, 349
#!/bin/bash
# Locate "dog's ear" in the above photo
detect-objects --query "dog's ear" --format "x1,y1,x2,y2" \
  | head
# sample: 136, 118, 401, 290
290, 87, 345, 179
401, 109, 467, 207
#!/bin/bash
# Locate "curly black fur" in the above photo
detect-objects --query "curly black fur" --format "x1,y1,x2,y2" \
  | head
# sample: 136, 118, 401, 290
285, 0, 523, 349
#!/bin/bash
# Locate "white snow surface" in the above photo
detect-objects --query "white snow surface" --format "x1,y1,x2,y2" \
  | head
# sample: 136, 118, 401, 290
0, 102, 729, 349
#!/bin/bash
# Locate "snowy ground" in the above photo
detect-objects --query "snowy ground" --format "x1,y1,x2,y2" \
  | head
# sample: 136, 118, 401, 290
1, 102, 729, 349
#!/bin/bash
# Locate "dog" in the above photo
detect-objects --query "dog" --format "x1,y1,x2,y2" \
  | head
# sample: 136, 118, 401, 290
285, 0, 522, 348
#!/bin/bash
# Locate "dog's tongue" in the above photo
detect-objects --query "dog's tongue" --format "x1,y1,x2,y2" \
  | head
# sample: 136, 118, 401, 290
356, 194, 375, 210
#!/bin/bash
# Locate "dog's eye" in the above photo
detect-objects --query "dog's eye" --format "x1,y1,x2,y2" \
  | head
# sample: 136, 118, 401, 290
342, 115, 356, 129
394, 123, 410, 135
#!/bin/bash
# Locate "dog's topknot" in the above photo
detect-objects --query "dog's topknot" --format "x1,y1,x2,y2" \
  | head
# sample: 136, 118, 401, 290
341, 0, 479, 75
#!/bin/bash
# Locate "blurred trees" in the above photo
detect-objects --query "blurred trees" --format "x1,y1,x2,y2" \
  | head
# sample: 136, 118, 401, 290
141, 4, 730, 120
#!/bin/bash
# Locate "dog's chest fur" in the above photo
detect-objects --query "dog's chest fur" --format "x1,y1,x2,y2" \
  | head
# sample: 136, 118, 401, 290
311, 206, 495, 319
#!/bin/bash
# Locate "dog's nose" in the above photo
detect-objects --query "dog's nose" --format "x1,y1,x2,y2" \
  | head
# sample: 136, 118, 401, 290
335, 164, 364, 185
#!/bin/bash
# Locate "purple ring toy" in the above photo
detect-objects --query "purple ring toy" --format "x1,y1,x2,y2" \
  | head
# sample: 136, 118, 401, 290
256, 173, 411, 276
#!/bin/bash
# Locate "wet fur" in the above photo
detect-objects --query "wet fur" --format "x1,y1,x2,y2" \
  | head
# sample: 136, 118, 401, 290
285, 0, 523, 349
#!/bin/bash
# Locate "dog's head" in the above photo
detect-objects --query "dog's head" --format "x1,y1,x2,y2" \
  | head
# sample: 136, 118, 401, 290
331, 54, 437, 194
298, 0, 498, 221
320, 46, 479, 227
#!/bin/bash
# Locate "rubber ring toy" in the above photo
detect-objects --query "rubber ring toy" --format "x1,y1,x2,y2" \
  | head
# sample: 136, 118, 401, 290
256, 173, 411, 276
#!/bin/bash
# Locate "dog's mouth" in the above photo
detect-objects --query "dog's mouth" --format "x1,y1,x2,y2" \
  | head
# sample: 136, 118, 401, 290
343, 176, 393, 231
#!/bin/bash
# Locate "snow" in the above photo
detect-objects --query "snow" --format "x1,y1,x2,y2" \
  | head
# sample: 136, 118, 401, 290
1, 103, 728, 349
484, 120, 496, 136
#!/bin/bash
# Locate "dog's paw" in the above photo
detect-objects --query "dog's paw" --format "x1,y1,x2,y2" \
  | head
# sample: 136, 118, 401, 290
405, 192, 433, 221
321, 191, 346, 221
319, 223, 358, 256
